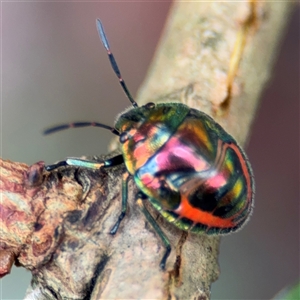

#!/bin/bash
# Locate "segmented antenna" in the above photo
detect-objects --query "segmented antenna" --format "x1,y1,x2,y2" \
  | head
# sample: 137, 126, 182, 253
44, 122, 119, 136
96, 19, 138, 108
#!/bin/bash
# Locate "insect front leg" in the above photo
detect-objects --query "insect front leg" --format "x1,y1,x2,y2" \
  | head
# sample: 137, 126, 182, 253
136, 192, 171, 270
110, 171, 130, 235
45, 154, 124, 171
45, 154, 130, 235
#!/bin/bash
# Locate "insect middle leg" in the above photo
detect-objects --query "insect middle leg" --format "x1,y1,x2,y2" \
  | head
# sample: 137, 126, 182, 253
110, 171, 130, 235
136, 192, 171, 270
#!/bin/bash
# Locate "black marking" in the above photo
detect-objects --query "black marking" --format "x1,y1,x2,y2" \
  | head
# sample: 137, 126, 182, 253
128, 113, 142, 123
34, 222, 43, 231
162, 106, 172, 115
74, 169, 91, 202
119, 108, 145, 124
178, 217, 194, 228
54, 227, 60, 239
168, 155, 195, 172
66, 210, 83, 224
82, 202, 100, 228
158, 183, 181, 209
188, 186, 219, 212
83, 254, 109, 300
213, 204, 233, 217
46, 286, 59, 299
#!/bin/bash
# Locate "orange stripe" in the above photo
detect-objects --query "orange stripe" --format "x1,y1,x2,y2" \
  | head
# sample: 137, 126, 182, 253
175, 195, 234, 228
173, 140, 252, 229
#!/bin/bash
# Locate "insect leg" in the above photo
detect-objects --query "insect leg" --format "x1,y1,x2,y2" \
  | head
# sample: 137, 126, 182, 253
136, 192, 171, 270
110, 171, 130, 235
45, 154, 124, 171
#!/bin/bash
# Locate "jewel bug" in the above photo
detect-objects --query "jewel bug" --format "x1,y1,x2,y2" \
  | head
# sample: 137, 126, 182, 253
44, 19, 254, 270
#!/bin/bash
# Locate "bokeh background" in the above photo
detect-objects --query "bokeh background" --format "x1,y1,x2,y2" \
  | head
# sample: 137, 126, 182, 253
1, 2, 299, 299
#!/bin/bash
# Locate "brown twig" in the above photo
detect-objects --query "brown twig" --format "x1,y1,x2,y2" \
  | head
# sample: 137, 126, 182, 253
0, 2, 294, 299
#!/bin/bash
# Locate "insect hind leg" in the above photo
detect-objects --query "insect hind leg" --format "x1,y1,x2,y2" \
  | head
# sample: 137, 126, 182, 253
136, 192, 171, 270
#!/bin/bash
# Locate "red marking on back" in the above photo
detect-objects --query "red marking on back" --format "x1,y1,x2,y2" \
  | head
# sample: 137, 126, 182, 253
174, 195, 234, 228
174, 141, 252, 229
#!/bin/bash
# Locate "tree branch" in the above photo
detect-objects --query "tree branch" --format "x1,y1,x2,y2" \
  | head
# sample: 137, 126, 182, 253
0, 2, 294, 299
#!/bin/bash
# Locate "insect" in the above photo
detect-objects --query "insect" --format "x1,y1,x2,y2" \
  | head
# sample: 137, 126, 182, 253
44, 19, 254, 270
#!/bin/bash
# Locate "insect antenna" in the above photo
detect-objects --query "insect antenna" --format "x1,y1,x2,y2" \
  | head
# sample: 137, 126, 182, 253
44, 122, 119, 136
96, 19, 138, 108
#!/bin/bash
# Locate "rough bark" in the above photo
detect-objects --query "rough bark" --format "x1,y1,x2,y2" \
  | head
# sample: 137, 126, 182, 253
0, 2, 294, 299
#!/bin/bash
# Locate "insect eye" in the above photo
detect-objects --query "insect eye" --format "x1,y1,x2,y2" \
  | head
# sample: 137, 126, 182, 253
144, 102, 155, 109
119, 132, 129, 144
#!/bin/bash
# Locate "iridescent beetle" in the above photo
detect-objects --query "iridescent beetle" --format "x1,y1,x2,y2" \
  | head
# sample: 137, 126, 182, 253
45, 19, 254, 269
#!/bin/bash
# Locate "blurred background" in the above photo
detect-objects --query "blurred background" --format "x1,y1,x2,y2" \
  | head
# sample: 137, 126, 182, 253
1, 2, 299, 299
